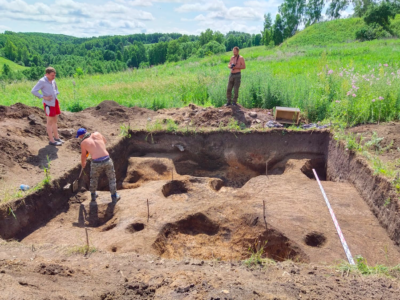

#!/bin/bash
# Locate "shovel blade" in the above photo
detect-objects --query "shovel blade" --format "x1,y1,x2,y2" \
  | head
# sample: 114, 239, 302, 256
72, 179, 79, 192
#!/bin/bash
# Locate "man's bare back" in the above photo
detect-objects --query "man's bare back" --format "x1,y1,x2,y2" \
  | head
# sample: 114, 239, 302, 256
81, 132, 109, 166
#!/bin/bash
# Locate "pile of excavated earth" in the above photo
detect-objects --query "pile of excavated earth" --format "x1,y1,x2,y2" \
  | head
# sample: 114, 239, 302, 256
1, 101, 400, 299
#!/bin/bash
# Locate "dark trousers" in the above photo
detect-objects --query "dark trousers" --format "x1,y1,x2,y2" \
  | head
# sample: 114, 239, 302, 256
226, 73, 241, 104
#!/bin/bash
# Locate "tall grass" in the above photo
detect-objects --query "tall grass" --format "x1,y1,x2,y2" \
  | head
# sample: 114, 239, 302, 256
2, 38, 400, 124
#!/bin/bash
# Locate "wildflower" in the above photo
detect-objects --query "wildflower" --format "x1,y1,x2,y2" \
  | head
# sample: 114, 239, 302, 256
339, 72, 343, 77
376, 78, 380, 81
391, 72, 395, 75
372, 99, 375, 102
397, 70, 400, 75
352, 94, 356, 97
384, 64, 388, 67
335, 100, 341, 103
346, 148, 349, 151
328, 69, 333, 75
352, 85, 356, 89
379, 96, 384, 100
347, 91, 351, 96
379, 63, 382, 67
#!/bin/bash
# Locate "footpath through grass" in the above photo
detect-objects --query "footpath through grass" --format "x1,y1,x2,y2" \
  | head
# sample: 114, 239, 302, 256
2, 38, 400, 125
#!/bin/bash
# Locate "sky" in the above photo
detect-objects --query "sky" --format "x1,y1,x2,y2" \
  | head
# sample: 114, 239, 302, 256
0, 0, 352, 38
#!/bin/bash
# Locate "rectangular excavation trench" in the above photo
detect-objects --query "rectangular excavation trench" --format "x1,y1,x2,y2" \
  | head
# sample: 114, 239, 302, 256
0, 131, 399, 264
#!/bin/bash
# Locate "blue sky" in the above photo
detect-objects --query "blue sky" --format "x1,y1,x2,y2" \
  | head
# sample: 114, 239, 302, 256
0, 0, 352, 37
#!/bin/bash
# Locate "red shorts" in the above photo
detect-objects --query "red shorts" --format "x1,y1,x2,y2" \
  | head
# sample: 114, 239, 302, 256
43, 99, 61, 117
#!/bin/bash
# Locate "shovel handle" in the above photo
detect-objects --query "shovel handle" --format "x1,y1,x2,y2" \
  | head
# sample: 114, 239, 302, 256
78, 168, 84, 179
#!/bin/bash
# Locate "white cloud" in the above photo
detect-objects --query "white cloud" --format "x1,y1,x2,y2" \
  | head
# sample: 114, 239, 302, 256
0, 0, 281, 36
244, 0, 279, 9
175, 0, 226, 13
176, 1, 263, 21
57, 19, 147, 37
115, 0, 153, 6
0, 0, 154, 36
193, 19, 261, 35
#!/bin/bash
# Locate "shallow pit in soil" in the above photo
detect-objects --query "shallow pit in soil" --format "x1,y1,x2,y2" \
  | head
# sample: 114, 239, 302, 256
2, 131, 400, 266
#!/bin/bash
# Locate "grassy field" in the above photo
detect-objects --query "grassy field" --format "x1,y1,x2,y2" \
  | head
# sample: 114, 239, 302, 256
283, 18, 365, 47
2, 20, 400, 126
0, 57, 27, 74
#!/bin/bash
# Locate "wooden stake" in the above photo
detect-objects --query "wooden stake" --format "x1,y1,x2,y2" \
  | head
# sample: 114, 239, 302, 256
263, 200, 267, 229
230, 246, 233, 266
85, 227, 89, 256
147, 199, 150, 223
265, 162, 268, 178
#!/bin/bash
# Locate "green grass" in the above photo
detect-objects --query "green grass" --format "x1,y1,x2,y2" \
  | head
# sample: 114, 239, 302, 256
284, 18, 366, 47
242, 240, 276, 267
336, 255, 400, 278
2, 25, 400, 125
0, 57, 28, 74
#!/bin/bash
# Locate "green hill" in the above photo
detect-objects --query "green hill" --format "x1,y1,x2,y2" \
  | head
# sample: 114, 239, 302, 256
284, 18, 366, 47
0, 57, 27, 74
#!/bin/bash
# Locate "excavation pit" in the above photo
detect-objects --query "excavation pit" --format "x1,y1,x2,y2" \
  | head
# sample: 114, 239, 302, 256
1, 131, 400, 267
126, 223, 145, 233
304, 232, 327, 248
162, 181, 189, 198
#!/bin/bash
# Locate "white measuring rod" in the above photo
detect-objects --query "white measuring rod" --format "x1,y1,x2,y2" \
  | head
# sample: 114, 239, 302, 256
312, 169, 355, 265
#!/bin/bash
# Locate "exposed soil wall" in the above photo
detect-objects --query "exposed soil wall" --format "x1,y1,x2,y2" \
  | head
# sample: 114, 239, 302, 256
126, 130, 330, 187
326, 138, 400, 245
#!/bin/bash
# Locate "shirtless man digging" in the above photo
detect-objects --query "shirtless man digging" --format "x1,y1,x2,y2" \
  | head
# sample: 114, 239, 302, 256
76, 128, 121, 203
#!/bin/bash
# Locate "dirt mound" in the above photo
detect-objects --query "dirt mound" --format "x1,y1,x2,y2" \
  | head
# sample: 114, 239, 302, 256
0, 103, 44, 121
88, 100, 131, 122
0, 138, 30, 165
153, 212, 308, 262
35, 263, 74, 277
158, 103, 274, 129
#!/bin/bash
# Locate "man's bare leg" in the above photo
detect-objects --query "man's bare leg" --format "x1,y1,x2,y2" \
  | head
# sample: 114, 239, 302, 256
51, 115, 60, 140
46, 116, 56, 143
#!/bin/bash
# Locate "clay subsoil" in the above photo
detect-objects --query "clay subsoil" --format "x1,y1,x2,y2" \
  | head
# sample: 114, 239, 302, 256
1, 101, 400, 299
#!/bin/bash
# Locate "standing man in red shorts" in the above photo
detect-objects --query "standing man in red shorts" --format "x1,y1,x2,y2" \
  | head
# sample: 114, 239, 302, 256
31, 67, 63, 146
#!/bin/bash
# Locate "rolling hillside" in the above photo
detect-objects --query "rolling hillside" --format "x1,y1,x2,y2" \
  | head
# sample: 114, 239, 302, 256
284, 18, 366, 47
0, 57, 27, 74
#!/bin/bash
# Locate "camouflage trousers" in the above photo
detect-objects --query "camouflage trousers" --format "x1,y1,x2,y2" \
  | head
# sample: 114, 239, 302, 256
90, 158, 117, 195
226, 73, 241, 104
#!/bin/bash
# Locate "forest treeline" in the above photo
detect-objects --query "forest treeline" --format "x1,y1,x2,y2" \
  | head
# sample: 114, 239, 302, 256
0, 30, 261, 80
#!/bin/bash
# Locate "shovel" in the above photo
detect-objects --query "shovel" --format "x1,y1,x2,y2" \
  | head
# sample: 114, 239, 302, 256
72, 168, 83, 192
